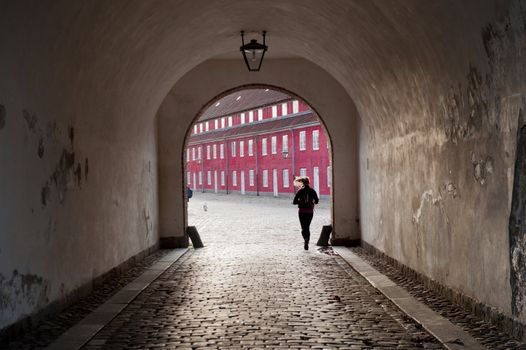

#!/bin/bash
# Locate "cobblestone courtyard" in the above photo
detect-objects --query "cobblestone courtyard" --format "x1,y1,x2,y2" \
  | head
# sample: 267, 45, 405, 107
82, 193, 442, 349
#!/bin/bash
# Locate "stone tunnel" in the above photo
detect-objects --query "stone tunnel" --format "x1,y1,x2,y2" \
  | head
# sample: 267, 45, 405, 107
1, 0, 526, 347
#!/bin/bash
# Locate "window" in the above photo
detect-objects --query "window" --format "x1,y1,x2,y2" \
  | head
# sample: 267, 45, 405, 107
283, 169, 289, 187
214, 119, 218, 129
232, 171, 237, 186
282, 135, 288, 154
271, 136, 277, 154
261, 138, 267, 156
213, 144, 217, 159
193, 125, 198, 134
258, 108, 263, 121
186, 148, 190, 162
312, 130, 320, 150
248, 139, 253, 156
292, 100, 299, 114
221, 171, 225, 186
240, 113, 245, 124
299, 131, 306, 151
205, 122, 209, 132
198, 146, 202, 160
199, 123, 203, 133
207, 171, 211, 185
187, 171, 191, 185
263, 170, 268, 187
249, 111, 254, 123
231, 141, 236, 157
327, 166, 332, 188
239, 140, 244, 157
206, 145, 211, 160
220, 143, 224, 159
228, 116, 233, 127
300, 168, 307, 177
249, 170, 255, 186
282, 102, 288, 116
272, 105, 277, 118
199, 171, 203, 185
192, 147, 196, 160
221, 118, 225, 128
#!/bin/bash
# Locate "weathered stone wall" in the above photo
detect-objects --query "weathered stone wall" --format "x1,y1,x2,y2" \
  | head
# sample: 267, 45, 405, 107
0, 2, 160, 331
358, 0, 526, 322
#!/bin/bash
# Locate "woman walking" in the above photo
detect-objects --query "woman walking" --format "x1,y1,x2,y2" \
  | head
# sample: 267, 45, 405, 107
293, 176, 319, 250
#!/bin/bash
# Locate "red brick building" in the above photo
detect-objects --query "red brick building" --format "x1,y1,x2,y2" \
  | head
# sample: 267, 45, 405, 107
185, 89, 331, 197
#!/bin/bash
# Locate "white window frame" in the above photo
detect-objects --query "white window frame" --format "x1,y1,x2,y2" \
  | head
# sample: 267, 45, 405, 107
282, 102, 288, 116
194, 125, 198, 134
300, 168, 307, 177
220, 143, 224, 159
187, 171, 191, 185
199, 123, 203, 133
239, 140, 244, 157
206, 145, 211, 160
249, 170, 255, 186
207, 171, 211, 185
231, 141, 236, 157
261, 138, 268, 156
228, 116, 233, 127
272, 105, 277, 118
221, 117, 225, 128
214, 119, 218, 129
213, 144, 217, 159
271, 136, 277, 154
192, 147, 196, 160
327, 166, 332, 188
232, 171, 237, 186
221, 171, 225, 186
258, 108, 263, 121
312, 130, 320, 150
263, 170, 268, 187
240, 113, 245, 124
205, 121, 209, 132
282, 135, 288, 154
198, 146, 202, 160
299, 131, 306, 151
186, 148, 190, 162
292, 100, 299, 114
199, 171, 203, 185
283, 169, 289, 188
249, 111, 254, 123
248, 139, 253, 156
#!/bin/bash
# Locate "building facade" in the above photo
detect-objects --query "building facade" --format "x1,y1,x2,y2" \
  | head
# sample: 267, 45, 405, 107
185, 91, 331, 197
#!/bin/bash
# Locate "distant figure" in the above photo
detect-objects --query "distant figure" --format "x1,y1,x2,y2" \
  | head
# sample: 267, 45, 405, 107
203, 202, 208, 211
293, 176, 319, 250
186, 186, 193, 202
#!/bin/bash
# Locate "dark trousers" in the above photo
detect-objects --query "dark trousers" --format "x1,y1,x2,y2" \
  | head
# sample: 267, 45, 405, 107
298, 212, 314, 243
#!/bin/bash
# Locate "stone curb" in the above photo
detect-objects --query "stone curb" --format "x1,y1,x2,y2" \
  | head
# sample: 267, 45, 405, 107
45, 248, 189, 350
333, 246, 487, 350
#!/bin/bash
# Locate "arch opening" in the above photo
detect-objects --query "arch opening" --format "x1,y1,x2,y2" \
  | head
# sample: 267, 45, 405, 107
182, 86, 334, 245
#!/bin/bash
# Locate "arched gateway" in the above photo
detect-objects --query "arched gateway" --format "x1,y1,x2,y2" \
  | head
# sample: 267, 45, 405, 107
156, 59, 360, 248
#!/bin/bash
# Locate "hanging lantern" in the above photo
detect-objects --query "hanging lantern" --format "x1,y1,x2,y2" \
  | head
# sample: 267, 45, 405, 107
240, 31, 267, 72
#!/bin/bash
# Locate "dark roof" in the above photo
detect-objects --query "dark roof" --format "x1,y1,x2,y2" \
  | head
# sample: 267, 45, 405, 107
198, 89, 291, 121
189, 112, 319, 144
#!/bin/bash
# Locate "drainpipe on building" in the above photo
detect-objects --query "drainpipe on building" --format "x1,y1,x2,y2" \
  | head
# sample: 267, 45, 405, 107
225, 139, 229, 195
290, 128, 296, 193
255, 135, 259, 196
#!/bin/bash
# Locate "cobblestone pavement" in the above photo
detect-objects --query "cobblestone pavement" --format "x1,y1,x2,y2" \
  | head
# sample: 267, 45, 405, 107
84, 193, 442, 349
352, 247, 526, 350
3, 250, 170, 350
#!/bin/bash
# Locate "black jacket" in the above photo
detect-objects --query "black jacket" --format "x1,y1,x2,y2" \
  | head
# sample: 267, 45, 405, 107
293, 186, 319, 209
